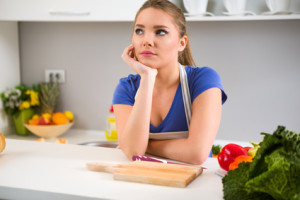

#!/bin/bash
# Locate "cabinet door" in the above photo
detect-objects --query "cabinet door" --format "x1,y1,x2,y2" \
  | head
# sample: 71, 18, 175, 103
0, 22, 20, 134
0, 0, 146, 21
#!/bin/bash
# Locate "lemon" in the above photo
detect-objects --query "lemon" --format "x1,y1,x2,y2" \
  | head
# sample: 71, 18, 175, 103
32, 114, 40, 120
42, 113, 52, 121
64, 111, 74, 122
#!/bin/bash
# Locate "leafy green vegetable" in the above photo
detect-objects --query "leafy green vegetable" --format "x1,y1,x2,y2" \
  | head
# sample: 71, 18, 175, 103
223, 162, 274, 200
212, 144, 222, 155
222, 126, 300, 200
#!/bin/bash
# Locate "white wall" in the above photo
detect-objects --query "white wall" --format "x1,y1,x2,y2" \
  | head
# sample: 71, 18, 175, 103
19, 20, 300, 142
0, 22, 20, 134
188, 20, 300, 141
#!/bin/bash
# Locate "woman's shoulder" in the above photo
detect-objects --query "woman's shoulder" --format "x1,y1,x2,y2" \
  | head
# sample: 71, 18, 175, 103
118, 74, 141, 88
114, 74, 141, 94
113, 74, 140, 105
185, 65, 221, 80
119, 74, 140, 84
185, 65, 227, 104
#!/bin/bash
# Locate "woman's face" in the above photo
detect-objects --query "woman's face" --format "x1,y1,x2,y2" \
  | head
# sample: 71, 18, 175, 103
132, 8, 186, 69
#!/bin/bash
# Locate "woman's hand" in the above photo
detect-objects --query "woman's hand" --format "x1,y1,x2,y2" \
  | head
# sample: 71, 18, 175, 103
122, 44, 157, 78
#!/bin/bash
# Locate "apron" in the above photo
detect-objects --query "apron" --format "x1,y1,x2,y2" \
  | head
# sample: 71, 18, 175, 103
149, 63, 191, 140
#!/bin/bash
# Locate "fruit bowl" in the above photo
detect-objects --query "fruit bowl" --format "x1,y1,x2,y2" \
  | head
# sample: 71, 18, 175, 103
24, 122, 74, 139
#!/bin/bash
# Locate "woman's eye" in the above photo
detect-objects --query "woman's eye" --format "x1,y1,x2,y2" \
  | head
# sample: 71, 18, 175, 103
135, 29, 143, 35
156, 29, 168, 36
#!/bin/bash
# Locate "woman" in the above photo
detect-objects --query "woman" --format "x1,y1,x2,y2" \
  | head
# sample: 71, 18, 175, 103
113, 0, 227, 165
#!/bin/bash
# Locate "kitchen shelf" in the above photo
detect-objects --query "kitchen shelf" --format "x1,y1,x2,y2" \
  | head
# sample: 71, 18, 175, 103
185, 14, 300, 22
0, 14, 299, 22
1, 14, 300, 22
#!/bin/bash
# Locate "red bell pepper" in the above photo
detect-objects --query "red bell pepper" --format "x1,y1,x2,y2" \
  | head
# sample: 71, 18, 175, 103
217, 143, 248, 171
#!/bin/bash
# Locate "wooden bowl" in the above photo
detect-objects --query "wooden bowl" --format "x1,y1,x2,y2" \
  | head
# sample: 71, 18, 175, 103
24, 122, 74, 139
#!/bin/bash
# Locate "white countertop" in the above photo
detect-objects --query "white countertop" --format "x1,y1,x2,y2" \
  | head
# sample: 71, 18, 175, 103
1, 129, 251, 199
5, 128, 251, 147
4, 129, 107, 145
0, 139, 225, 200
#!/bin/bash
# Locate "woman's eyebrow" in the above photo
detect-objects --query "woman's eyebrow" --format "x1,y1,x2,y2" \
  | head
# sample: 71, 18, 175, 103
135, 24, 145, 28
153, 25, 169, 29
135, 24, 169, 29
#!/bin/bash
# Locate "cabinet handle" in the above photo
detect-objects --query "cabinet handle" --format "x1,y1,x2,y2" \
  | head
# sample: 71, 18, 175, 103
49, 11, 90, 16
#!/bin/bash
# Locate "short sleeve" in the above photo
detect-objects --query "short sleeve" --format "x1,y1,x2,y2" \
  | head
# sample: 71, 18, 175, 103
189, 67, 227, 104
112, 74, 140, 106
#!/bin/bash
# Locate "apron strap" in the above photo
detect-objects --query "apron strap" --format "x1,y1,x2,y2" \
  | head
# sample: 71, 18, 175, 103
178, 63, 192, 129
135, 63, 192, 130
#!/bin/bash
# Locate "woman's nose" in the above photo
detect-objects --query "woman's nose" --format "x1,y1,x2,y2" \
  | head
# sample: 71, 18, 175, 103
142, 34, 154, 47
143, 41, 152, 47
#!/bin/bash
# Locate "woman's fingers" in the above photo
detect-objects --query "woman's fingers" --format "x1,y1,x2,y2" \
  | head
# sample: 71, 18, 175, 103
122, 45, 134, 62
121, 44, 158, 78
122, 45, 138, 71
128, 48, 135, 59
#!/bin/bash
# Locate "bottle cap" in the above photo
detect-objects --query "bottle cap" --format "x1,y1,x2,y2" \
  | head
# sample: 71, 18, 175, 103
109, 105, 114, 113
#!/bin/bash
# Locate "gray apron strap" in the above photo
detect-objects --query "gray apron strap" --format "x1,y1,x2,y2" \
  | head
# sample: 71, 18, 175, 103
178, 63, 192, 129
146, 64, 192, 140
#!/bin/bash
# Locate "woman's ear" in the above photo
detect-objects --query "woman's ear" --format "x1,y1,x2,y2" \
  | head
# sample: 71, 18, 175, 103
178, 35, 188, 52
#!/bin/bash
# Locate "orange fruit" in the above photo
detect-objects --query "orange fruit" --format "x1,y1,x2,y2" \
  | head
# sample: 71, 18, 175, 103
35, 138, 45, 142
56, 138, 67, 144
29, 118, 39, 125
0, 133, 6, 153
52, 112, 68, 125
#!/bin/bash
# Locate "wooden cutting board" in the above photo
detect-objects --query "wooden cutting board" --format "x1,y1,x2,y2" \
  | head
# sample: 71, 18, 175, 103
86, 161, 203, 187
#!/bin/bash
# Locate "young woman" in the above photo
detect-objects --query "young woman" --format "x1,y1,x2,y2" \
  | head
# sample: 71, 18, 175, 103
112, 0, 227, 165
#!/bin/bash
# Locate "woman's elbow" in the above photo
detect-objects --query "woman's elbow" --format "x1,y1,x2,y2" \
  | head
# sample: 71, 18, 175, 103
120, 146, 146, 160
189, 150, 210, 165
189, 156, 206, 165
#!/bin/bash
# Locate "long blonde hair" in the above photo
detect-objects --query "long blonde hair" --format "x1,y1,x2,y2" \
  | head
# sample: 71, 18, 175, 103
134, 0, 196, 66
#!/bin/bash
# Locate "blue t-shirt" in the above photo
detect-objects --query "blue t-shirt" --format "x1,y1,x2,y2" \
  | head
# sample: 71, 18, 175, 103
113, 66, 227, 133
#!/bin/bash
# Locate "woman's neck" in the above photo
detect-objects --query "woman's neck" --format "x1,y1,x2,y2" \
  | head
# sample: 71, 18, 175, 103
154, 61, 180, 91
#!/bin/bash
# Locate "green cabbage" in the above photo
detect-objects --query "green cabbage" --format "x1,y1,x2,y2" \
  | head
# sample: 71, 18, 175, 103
222, 126, 300, 200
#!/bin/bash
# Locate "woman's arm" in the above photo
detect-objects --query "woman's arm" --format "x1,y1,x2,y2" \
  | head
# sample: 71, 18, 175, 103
146, 87, 222, 165
114, 45, 157, 159
114, 76, 155, 159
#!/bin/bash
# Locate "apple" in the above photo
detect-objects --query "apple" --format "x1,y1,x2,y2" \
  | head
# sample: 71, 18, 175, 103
38, 117, 51, 125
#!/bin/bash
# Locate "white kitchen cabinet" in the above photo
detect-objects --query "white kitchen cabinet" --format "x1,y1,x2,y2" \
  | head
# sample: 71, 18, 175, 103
0, 0, 146, 21
0, 0, 299, 22
0, 22, 20, 134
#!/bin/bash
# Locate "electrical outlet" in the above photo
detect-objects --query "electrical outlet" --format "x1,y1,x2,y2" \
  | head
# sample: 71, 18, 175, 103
45, 69, 65, 83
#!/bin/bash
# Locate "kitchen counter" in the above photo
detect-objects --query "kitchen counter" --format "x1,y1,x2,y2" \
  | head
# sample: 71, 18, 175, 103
5, 128, 251, 146
0, 138, 226, 200
4, 129, 107, 145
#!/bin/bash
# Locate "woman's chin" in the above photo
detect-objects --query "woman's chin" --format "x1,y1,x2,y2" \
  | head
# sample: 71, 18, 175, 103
139, 59, 157, 69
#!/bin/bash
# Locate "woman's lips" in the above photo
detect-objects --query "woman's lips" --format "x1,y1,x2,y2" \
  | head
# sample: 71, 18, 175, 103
140, 51, 156, 57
